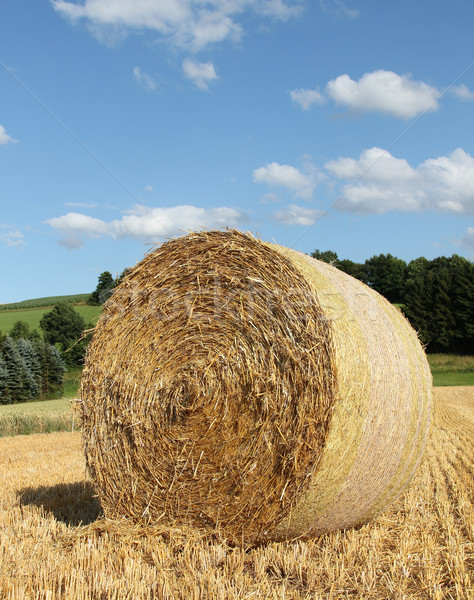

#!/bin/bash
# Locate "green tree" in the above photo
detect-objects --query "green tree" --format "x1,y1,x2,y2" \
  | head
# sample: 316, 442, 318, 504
88, 271, 115, 305
430, 262, 455, 351
450, 255, 474, 353
10, 320, 41, 341
403, 255, 474, 353
1, 336, 28, 404
35, 340, 66, 398
40, 302, 87, 366
0, 353, 9, 404
403, 257, 431, 345
364, 253, 407, 303
17, 337, 41, 399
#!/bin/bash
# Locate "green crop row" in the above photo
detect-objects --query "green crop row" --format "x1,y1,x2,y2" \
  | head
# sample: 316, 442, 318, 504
0, 294, 90, 311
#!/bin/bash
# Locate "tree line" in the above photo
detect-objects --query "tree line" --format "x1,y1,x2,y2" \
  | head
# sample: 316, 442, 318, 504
311, 250, 473, 354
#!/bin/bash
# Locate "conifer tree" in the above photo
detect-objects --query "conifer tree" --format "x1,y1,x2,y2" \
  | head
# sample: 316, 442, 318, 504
0, 353, 10, 404
1, 336, 28, 403
17, 337, 41, 399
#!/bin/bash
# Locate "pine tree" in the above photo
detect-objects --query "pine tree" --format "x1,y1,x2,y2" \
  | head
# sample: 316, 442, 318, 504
1, 336, 28, 403
17, 338, 41, 400
36, 341, 66, 398
0, 353, 10, 404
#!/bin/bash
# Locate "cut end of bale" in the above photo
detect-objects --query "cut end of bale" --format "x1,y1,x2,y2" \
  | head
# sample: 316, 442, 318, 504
81, 230, 337, 543
80, 229, 432, 544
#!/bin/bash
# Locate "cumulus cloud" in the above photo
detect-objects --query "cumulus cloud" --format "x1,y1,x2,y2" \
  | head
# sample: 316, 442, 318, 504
450, 84, 474, 101
51, 0, 304, 52
253, 162, 318, 200
45, 204, 247, 248
0, 124, 18, 145
133, 66, 157, 91
325, 147, 474, 214
290, 87, 325, 110
274, 204, 322, 226
326, 70, 440, 118
182, 59, 218, 90
0, 225, 25, 248
325, 147, 416, 182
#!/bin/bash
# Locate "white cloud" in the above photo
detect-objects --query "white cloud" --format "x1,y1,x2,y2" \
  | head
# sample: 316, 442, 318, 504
325, 147, 474, 214
0, 124, 18, 145
290, 87, 325, 110
133, 66, 157, 91
182, 59, 218, 90
45, 213, 109, 248
326, 70, 440, 118
319, 0, 359, 19
274, 204, 322, 226
253, 162, 318, 200
450, 84, 474, 101
460, 227, 474, 253
45, 204, 247, 248
51, 0, 304, 52
325, 147, 416, 182
0, 225, 25, 248
144, 185, 153, 192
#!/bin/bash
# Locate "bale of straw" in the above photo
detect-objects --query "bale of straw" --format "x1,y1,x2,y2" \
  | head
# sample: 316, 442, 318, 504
80, 229, 432, 544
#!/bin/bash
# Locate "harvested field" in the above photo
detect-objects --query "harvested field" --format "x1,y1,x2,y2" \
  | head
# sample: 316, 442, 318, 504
0, 386, 472, 599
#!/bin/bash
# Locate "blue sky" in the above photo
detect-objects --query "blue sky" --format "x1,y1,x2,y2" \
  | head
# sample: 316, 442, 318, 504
1, 0, 473, 303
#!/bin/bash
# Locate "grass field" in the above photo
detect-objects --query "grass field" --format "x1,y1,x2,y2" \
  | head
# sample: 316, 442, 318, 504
428, 354, 474, 387
0, 304, 102, 335
0, 386, 472, 599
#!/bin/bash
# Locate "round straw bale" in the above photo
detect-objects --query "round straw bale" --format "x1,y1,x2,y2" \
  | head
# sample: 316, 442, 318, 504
80, 229, 432, 544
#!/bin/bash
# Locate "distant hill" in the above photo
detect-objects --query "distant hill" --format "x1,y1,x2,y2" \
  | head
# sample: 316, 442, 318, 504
0, 294, 90, 311
0, 294, 102, 335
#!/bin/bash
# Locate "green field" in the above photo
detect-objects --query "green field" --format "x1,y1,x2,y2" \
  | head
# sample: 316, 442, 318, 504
0, 304, 102, 335
427, 353, 474, 387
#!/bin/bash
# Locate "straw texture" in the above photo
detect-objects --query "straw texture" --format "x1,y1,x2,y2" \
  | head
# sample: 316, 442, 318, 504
80, 229, 432, 544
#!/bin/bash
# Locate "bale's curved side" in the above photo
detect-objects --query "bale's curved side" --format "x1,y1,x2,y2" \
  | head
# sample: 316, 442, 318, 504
269, 248, 432, 539
80, 230, 432, 544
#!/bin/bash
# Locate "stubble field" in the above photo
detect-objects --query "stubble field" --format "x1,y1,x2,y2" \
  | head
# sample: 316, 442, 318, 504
0, 386, 472, 599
